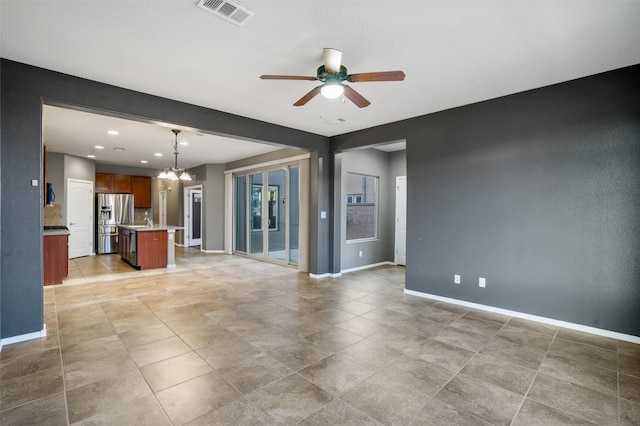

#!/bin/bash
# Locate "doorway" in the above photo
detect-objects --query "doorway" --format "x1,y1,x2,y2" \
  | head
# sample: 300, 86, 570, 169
67, 178, 93, 258
395, 176, 407, 265
184, 185, 202, 248
235, 165, 300, 266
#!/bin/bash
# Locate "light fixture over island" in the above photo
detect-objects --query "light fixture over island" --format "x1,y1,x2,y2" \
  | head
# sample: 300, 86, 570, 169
157, 129, 192, 181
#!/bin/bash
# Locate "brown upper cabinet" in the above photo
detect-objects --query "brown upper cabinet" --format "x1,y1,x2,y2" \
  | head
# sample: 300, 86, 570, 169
95, 173, 152, 208
113, 175, 132, 193
132, 176, 151, 208
95, 173, 114, 193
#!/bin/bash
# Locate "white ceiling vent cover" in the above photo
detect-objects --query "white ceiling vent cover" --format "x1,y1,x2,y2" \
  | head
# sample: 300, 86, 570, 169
197, 0, 255, 26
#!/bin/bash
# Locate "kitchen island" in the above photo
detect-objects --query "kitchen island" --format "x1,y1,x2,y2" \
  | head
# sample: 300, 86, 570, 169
118, 224, 183, 270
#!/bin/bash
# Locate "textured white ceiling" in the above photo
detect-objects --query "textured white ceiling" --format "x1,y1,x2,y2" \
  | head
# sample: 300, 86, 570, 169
2, 1, 639, 167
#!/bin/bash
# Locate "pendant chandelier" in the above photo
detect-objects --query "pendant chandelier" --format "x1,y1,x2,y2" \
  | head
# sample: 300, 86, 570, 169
157, 129, 192, 181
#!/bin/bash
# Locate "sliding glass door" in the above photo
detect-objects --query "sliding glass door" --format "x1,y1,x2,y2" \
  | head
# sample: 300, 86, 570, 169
235, 165, 299, 267
249, 172, 263, 256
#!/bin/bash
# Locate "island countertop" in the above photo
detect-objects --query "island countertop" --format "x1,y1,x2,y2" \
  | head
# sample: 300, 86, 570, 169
118, 224, 184, 232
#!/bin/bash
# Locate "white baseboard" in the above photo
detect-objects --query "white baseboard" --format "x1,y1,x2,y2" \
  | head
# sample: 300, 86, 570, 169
310, 272, 337, 279
341, 261, 395, 274
404, 289, 640, 345
200, 249, 226, 254
0, 324, 47, 351
310, 261, 397, 279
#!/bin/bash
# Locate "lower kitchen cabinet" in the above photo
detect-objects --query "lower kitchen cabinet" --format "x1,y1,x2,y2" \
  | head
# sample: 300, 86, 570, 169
119, 227, 167, 270
137, 231, 168, 270
44, 234, 68, 285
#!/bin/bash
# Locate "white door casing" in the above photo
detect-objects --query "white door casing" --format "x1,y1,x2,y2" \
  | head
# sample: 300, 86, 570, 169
183, 185, 202, 247
395, 176, 407, 266
67, 179, 93, 258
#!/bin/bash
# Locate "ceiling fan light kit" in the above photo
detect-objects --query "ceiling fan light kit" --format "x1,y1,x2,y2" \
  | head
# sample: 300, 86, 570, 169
158, 129, 192, 181
260, 48, 405, 108
320, 83, 344, 99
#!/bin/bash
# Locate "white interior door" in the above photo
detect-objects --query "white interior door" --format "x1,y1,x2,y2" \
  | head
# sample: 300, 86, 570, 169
67, 179, 93, 258
395, 176, 407, 265
184, 186, 202, 247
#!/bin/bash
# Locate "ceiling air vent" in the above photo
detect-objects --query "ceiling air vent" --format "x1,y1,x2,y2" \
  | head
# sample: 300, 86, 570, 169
197, 0, 255, 26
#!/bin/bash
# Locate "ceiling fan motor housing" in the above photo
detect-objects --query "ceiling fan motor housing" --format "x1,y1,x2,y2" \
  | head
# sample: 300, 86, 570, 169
317, 65, 348, 83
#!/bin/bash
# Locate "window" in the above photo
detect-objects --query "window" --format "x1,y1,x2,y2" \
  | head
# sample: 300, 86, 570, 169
347, 194, 363, 204
346, 173, 378, 240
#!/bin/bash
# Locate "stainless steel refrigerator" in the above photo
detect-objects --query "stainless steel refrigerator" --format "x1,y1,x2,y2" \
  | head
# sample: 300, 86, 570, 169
96, 193, 134, 254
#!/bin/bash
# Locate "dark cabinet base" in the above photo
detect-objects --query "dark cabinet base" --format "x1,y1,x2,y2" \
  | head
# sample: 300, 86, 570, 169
44, 234, 68, 285
118, 228, 167, 270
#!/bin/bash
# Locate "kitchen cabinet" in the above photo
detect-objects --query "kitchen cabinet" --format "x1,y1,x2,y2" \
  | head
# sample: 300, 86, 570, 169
137, 231, 167, 270
132, 176, 151, 208
118, 228, 131, 263
118, 227, 166, 270
95, 174, 151, 206
44, 234, 68, 285
113, 174, 132, 193
96, 173, 113, 193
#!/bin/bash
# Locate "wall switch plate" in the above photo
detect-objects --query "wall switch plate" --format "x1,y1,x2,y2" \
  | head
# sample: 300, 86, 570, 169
320, 211, 327, 219
31, 179, 38, 187
359, 251, 363, 257
454, 274, 460, 284
479, 277, 486, 288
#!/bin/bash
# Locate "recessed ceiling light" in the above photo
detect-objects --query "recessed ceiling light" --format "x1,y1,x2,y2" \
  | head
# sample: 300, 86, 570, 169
140, 160, 148, 164
87, 154, 96, 158
107, 130, 119, 136
154, 153, 163, 157
180, 141, 189, 146
95, 145, 104, 149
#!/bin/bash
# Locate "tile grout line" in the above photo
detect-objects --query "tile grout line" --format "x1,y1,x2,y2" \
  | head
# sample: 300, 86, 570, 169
617, 340, 621, 426
507, 328, 557, 426
415, 314, 515, 425
106, 287, 177, 425
52, 287, 72, 426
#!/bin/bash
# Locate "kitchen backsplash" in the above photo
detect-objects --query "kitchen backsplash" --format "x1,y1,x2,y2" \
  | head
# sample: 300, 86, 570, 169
134, 208, 153, 225
44, 204, 63, 226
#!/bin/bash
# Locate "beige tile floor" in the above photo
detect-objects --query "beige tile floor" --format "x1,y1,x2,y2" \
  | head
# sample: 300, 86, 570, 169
1, 248, 639, 425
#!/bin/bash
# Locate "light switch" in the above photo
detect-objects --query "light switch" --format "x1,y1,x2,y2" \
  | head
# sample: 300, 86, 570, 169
31, 179, 39, 187
479, 277, 486, 288
320, 211, 327, 219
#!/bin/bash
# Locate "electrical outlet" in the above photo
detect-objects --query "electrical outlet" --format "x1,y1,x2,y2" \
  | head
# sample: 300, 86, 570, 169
479, 277, 486, 288
454, 274, 460, 284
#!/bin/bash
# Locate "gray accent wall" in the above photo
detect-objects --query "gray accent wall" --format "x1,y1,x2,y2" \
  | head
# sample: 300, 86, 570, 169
0, 59, 330, 339
333, 65, 640, 337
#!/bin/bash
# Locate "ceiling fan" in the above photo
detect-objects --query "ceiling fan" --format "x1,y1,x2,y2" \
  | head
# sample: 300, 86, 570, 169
260, 48, 405, 108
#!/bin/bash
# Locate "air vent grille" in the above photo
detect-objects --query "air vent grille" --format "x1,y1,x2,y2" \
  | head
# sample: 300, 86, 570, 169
197, 0, 254, 26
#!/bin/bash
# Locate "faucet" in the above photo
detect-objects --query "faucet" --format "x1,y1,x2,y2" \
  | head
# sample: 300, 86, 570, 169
145, 216, 153, 227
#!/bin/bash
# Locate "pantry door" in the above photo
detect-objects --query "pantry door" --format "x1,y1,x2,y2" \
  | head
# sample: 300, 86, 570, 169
67, 179, 93, 258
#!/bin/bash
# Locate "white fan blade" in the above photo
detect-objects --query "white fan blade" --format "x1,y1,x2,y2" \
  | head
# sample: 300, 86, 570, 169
323, 48, 342, 73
